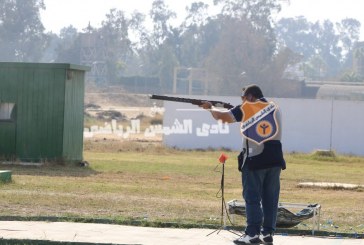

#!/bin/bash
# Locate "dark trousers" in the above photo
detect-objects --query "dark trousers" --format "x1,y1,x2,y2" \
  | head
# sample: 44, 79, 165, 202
242, 165, 281, 236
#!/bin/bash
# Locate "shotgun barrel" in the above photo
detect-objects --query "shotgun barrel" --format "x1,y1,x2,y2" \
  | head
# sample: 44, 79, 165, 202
150, 94, 234, 109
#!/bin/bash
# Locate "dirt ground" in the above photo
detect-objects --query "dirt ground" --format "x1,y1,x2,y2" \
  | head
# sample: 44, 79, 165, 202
84, 83, 163, 141
85, 83, 164, 116
85, 83, 160, 107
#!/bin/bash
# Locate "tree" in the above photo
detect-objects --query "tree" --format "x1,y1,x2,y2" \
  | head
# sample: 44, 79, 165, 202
260, 47, 304, 96
204, 16, 276, 95
275, 17, 317, 59
177, 1, 214, 67
336, 18, 361, 69
182, 1, 210, 28
202, 0, 283, 95
0, 0, 48, 61
303, 55, 328, 80
311, 20, 342, 77
136, 0, 178, 92
55, 25, 81, 64
276, 17, 361, 79
340, 71, 363, 83
97, 8, 148, 82
213, 0, 281, 42
149, 0, 176, 47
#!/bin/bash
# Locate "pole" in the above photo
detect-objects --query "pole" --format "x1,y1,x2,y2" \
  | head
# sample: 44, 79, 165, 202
207, 153, 235, 236
220, 161, 225, 227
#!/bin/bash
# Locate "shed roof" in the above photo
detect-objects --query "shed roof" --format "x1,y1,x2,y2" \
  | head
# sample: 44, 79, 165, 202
0, 62, 90, 71
316, 84, 364, 99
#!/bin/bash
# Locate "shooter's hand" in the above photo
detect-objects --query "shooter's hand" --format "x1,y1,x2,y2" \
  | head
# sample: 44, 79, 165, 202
199, 101, 213, 110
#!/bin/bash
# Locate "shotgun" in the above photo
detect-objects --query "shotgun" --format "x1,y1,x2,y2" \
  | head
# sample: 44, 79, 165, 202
150, 94, 234, 109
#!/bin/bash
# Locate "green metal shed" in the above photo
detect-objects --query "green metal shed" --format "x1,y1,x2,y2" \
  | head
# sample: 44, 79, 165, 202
0, 62, 90, 162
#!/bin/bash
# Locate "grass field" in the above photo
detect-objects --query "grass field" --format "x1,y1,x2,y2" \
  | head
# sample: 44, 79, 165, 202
0, 140, 363, 236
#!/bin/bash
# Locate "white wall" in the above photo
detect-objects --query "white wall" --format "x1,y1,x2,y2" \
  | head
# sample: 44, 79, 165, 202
163, 96, 364, 156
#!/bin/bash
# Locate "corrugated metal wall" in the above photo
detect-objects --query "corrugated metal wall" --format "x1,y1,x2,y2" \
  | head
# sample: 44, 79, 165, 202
62, 70, 86, 161
0, 122, 16, 157
17, 67, 65, 160
0, 63, 89, 162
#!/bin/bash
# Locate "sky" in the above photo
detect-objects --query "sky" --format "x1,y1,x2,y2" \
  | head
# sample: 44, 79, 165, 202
40, 0, 364, 40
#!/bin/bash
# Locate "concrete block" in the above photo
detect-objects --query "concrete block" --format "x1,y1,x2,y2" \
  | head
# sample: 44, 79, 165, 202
0, 170, 12, 183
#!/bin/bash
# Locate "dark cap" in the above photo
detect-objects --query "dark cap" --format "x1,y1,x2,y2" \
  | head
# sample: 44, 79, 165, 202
242, 84, 264, 99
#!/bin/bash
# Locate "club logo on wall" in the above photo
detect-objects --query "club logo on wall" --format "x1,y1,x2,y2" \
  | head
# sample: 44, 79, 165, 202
240, 101, 279, 144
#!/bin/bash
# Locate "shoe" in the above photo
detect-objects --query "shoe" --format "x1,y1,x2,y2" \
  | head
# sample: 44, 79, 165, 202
233, 234, 261, 244
260, 233, 273, 244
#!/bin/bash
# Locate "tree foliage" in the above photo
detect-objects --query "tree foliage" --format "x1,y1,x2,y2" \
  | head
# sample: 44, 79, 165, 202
0, 0, 48, 61
204, 16, 275, 94
149, 0, 176, 47
0, 0, 363, 96
204, 0, 282, 94
55, 25, 80, 63
276, 17, 361, 79
99, 9, 135, 81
